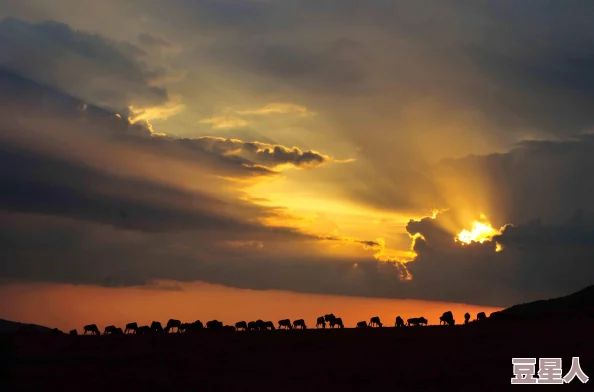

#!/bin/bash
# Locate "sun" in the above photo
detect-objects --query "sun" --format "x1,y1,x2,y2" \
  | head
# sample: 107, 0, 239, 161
456, 214, 501, 245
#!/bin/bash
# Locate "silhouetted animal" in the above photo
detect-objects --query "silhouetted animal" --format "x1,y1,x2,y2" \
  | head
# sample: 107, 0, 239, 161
407, 317, 428, 326
206, 320, 223, 329
104, 325, 117, 335
477, 312, 487, 321
137, 325, 151, 334
69, 329, 77, 336
464, 312, 470, 325
330, 317, 344, 328
151, 321, 164, 333
189, 320, 204, 330
165, 319, 181, 333
264, 321, 275, 330
223, 325, 236, 331
248, 321, 258, 331
440, 311, 455, 326
235, 321, 248, 331
124, 322, 138, 334
395, 316, 404, 327
181, 320, 202, 333
114, 327, 123, 335
52, 328, 63, 335
293, 319, 306, 329
83, 324, 100, 335
369, 316, 382, 327
316, 316, 326, 328
256, 319, 267, 330
357, 321, 367, 328
324, 314, 335, 323
278, 319, 292, 329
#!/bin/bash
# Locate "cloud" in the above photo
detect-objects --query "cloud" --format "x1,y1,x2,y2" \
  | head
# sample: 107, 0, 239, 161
199, 115, 249, 129
0, 68, 343, 180
236, 102, 311, 116
3, 1, 594, 307
400, 208, 594, 307
182, 136, 339, 170
137, 32, 177, 50
0, 208, 412, 298
0, 69, 340, 237
0, 17, 181, 116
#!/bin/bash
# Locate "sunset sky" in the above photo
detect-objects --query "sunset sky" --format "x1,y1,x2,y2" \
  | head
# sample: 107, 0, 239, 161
1, 1, 594, 331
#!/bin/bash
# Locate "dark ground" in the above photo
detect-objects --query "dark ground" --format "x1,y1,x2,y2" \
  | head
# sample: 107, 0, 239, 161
2, 319, 593, 391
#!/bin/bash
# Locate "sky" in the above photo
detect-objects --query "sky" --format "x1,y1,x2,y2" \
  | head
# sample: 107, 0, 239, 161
1, 0, 594, 330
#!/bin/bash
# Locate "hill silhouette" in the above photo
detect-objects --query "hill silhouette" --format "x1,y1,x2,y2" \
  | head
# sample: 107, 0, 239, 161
0, 318, 54, 334
490, 284, 594, 320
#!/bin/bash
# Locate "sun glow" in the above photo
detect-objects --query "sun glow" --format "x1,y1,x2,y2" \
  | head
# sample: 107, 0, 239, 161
456, 214, 501, 245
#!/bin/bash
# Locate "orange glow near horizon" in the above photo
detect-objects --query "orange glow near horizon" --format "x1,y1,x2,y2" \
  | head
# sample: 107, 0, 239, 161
0, 282, 502, 333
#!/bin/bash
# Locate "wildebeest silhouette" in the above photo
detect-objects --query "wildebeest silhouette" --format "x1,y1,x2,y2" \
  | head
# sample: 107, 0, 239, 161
293, 319, 307, 329
464, 312, 470, 325
278, 319, 292, 329
407, 317, 427, 326
316, 316, 326, 329
476, 312, 487, 321
329, 317, 344, 328
69, 329, 77, 336
52, 328, 63, 335
223, 325, 236, 331
182, 320, 203, 333
83, 324, 100, 335
104, 325, 117, 335
395, 316, 404, 327
114, 327, 124, 335
264, 321, 275, 330
369, 316, 382, 327
151, 321, 164, 333
256, 320, 267, 330
165, 319, 182, 333
137, 325, 151, 334
248, 321, 258, 331
190, 320, 204, 330
206, 320, 223, 329
324, 314, 335, 323
124, 322, 138, 334
357, 321, 367, 328
439, 311, 455, 326
235, 321, 248, 331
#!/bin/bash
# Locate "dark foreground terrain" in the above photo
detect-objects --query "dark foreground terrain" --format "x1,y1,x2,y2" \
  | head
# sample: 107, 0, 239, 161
2, 318, 594, 392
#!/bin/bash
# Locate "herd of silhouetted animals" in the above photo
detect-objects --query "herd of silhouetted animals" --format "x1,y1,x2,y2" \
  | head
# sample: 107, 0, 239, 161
59, 311, 489, 336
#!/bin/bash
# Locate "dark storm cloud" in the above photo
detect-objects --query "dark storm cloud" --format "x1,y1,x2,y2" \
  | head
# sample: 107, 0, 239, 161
0, 209, 407, 295
0, 140, 274, 233
0, 17, 172, 111
403, 208, 594, 307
